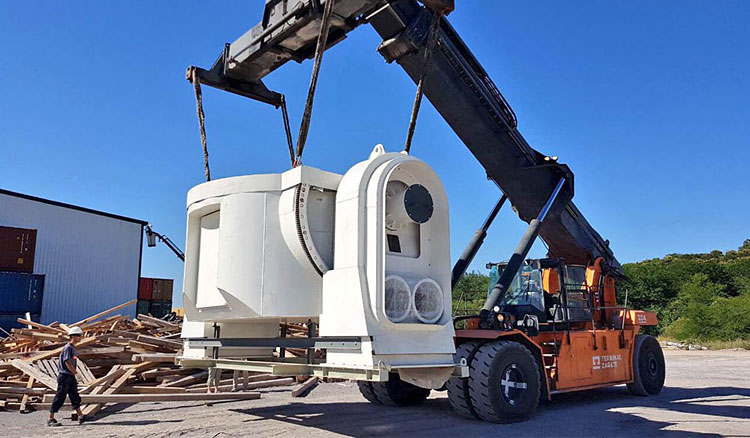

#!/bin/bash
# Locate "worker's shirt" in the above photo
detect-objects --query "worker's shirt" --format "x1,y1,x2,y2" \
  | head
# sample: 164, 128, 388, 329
58, 342, 77, 375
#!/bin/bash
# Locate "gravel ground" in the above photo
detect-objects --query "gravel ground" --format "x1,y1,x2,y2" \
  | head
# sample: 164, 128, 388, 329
2, 349, 748, 437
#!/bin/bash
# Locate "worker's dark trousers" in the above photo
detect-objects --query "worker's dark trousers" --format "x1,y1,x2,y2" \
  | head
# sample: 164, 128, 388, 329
50, 373, 81, 413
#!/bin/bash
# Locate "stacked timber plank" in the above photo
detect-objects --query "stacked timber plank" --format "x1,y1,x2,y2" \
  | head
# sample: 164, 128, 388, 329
0, 300, 302, 415
280, 323, 326, 360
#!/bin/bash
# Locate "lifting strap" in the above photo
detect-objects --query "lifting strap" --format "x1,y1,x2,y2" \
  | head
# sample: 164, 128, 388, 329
280, 95, 296, 167
190, 68, 211, 182
293, 0, 335, 166
403, 9, 442, 155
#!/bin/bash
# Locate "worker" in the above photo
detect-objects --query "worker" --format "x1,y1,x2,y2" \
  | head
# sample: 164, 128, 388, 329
206, 367, 221, 394
48, 326, 86, 426
232, 370, 249, 392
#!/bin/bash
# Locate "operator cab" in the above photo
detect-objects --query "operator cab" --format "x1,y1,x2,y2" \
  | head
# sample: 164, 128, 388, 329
485, 258, 594, 329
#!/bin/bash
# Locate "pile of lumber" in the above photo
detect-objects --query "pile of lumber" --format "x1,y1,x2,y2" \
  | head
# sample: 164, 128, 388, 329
0, 300, 307, 415
280, 323, 326, 360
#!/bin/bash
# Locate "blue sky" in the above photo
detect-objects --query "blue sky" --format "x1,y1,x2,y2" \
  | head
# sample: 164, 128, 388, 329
2, 1, 748, 307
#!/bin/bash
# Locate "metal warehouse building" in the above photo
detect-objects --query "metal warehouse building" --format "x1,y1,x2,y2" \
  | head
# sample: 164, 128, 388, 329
0, 189, 145, 324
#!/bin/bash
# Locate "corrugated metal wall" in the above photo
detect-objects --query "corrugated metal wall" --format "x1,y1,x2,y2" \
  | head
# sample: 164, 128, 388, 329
0, 192, 142, 324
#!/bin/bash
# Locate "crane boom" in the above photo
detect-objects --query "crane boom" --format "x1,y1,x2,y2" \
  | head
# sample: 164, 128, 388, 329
190, 0, 621, 275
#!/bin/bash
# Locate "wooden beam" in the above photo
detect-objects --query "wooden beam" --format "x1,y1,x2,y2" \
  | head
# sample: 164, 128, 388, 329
72, 299, 136, 326
185, 377, 295, 393
78, 361, 96, 384
25, 336, 98, 362
0, 379, 39, 387
291, 377, 319, 397
111, 330, 139, 339
129, 386, 186, 394
13, 330, 63, 341
160, 371, 207, 388
15, 319, 67, 336
0, 387, 49, 395
77, 347, 127, 357
132, 353, 176, 363
10, 360, 57, 390
136, 334, 182, 349
44, 391, 261, 403
136, 314, 179, 329
0, 352, 28, 360
80, 368, 125, 394
80, 367, 136, 417
80, 315, 123, 331
127, 360, 161, 374
127, 340, 164, 352
39, 360, 58, 380
19, 377, 35, 413
140, 367, 193, 379
184, 374, 278, 389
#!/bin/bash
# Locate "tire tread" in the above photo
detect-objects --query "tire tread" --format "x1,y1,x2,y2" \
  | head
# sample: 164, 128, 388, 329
468, 340, 541, 423
446, 341, 481, 419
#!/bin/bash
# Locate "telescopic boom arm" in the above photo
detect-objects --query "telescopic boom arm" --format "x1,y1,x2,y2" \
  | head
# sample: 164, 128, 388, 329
188, 0, 621, 276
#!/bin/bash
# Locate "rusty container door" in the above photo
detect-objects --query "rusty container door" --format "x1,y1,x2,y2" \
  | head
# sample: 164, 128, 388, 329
139, 277, 153, 300
0, 226, 37, 273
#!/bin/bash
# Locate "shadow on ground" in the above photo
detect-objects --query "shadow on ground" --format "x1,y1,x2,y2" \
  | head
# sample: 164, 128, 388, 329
230, 386, 750, 437
91, 386, 295, 421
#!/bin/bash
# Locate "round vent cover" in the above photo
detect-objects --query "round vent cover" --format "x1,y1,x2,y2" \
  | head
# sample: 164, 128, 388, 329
413, 278, 444, 324
385, 275, 412, 323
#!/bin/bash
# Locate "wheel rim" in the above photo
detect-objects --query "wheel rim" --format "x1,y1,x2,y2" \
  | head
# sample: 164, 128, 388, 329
500, 363, 528, 406
646, 352, 659, 378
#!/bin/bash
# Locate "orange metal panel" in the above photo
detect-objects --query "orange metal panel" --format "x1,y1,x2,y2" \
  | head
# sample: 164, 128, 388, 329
554, 329, 634, 390
543, 268, 560, 294
621, 310, 658, 326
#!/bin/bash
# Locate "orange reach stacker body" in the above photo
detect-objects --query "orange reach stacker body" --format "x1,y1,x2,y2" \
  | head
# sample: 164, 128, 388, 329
456, 311, 658, 395
444, 257, 664, 423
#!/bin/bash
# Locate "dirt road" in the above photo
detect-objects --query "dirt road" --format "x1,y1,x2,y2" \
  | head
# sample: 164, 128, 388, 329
2, 349, 748, 437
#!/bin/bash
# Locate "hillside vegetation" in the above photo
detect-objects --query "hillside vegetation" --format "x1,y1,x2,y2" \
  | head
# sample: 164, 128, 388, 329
452, 240, 750, 343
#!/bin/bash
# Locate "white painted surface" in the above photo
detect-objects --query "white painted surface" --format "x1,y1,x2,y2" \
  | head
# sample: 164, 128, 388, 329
0, 191, 142, 324
181, 149, 455, 388
195, 211, 223, 308
182, 166, 342, 323
319, 147, 455, 387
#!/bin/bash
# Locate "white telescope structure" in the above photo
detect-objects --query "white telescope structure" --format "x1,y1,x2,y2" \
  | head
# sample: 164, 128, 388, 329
179, 145, 459, 389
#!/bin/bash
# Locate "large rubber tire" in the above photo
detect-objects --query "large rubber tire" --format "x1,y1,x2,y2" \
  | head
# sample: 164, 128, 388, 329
357, 381, 381, 404
468, 341, 541, 423
446, 341, 482, 419
359, 372, 431, 406
627, 334, 666, 396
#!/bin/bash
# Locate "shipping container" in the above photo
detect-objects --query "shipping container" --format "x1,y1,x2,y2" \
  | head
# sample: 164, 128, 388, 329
0, 226, 37, 273
0, 313, 40, 337
139, 277, 153, 300
152, 278, 174, 301
0, 189, 145, 324
136, 299, 151, 317
0, 272, 44, 314
149, 300, 173, 319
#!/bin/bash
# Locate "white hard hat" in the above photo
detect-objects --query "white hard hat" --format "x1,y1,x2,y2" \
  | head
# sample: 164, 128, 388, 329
68, 326, 84, 336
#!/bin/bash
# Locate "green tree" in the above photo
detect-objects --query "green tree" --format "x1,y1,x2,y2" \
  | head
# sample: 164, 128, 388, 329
452, 271, 489, 315
665, 274, 723, 340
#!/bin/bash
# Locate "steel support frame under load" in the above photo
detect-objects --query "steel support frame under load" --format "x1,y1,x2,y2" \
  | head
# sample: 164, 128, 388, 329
179, 337, 467, 382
